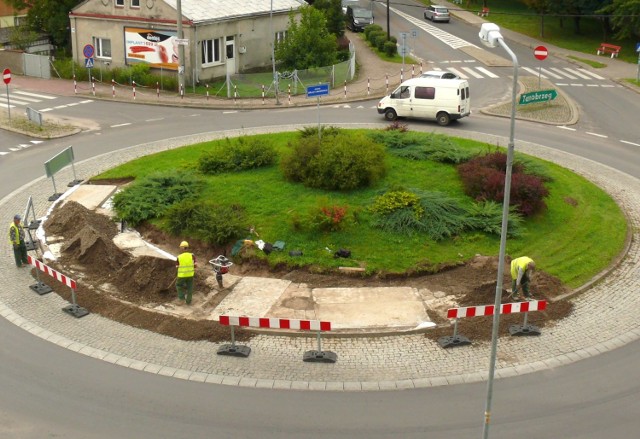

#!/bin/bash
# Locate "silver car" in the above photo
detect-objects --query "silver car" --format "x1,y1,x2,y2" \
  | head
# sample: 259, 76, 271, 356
420, 70, 459, 80
424, 6, 450, 23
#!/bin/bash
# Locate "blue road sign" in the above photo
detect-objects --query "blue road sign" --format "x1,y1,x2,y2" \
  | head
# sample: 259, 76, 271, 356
83, 44, 95, 59
85, 58, 94, 68
307, 83, 329, 98
636, 42, 640, 52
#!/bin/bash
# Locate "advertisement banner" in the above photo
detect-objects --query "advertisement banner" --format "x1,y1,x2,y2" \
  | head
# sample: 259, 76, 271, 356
125, 27, 178, 70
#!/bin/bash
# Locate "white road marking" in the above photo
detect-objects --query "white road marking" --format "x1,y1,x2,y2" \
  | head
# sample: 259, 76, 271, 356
565, 68, 592, 80
557, 126, 576, 131
522, 67, 546, 78
447, 67, 467, 79
391, 7, 477, 50
461, 67, 484, 78
0, 97, 32, 105
0, 94, 40, 103
550, 67, 577, 79
110, 123, 132, 128
621, 140, 640, 147
475, 67, 499, 78
570, 83, 584, 87
145, 118, 164, 122
586, 132, 608, 138
14, 91, 56, 99
0, 151, 9, 155
40, 108, 53, 112
578, 69, 605, 80
538, 68, 563, 79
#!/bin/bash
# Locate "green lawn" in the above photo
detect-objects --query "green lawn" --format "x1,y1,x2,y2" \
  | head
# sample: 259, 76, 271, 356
94, 129, 627, 288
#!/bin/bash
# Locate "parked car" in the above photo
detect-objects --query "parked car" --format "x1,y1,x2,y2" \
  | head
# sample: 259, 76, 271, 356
424, 5, 450, 23
341, 0, 359, 14
346, 6, 374, 32
420, 70, 459, 80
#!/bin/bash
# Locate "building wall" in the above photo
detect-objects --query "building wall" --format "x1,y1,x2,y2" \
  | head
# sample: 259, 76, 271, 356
70, 0, 297, 83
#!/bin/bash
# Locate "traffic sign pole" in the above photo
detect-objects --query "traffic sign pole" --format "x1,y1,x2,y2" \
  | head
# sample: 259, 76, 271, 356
534, 46, 548, 90
3, 68, 11, 122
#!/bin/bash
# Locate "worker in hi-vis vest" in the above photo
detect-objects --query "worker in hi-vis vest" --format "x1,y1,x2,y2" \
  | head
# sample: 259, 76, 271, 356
9, 214, 29, 268
510, 256, 536, 301
176, 241, 196, 305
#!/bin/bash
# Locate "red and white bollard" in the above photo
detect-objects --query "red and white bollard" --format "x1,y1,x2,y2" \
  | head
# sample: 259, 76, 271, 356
288, 84, 291, 105
180, 84, 184, 99
132, 80, 136, 100
156, 81, 160, 99
73, 75, 77, 94
367, 77, 370, 95
420, 62, 423, 75
400, 68, 404, 83
206, 83, 209, 100
344, 79, 347, 98
234, 85, 237, 104
91, 77, 95, 96
261, 84, 265, 104
412, 64, 415, 78
385, 74, 389, 94
111, 79, 115, 98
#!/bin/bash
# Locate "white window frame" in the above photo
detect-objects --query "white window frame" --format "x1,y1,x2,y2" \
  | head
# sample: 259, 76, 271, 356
201, 37, 222, 66
115, 0, 124, 6
93, 37, 112, 59
131, 0, 140, 7
275, 30, 287, 44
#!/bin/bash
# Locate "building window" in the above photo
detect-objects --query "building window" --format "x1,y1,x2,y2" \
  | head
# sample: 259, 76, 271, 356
115, 0, 124, 6
94, 37, 112, 59
201, 38, 222, 65
275, 31, 287, 44
131, 0, 140, 7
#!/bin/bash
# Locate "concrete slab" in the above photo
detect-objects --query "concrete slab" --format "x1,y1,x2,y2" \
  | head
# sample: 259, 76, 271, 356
113, 231, 174, 260
62, 184, 117, 211
312, 287, 431, 330
211, 276, 292, 319
461, 46, 512, 67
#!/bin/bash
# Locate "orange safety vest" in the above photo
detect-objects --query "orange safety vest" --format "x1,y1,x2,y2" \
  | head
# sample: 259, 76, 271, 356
177, 252, 195, 278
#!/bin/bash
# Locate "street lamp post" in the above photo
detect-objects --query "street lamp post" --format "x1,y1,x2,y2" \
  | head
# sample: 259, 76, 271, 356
477, 22, 519, 439
270, 0, 280, 105
177, 0, 185, 97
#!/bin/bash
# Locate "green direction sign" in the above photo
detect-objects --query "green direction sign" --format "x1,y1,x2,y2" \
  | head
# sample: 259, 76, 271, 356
519, 89, 557, 105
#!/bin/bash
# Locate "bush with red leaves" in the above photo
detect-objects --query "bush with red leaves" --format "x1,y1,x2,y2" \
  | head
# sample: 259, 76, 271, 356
458, 152, 549, 217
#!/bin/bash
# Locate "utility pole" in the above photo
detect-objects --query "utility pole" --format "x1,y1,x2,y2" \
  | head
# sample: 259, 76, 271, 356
177, 0, 185, 95
386, 0, 390, 40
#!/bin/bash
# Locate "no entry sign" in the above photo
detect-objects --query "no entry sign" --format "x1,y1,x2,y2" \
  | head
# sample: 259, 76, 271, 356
3, 68, 10, 84
534, 46, 548, 61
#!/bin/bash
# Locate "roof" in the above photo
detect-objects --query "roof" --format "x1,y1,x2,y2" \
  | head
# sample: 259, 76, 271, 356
163, 0, 306, 24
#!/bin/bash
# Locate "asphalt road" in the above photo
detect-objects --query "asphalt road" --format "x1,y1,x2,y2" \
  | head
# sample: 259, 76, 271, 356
1, 4, 640, 438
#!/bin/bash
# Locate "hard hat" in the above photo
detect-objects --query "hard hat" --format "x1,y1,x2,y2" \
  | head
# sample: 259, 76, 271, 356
14, 214, 22, 220
180, 241, 189, 248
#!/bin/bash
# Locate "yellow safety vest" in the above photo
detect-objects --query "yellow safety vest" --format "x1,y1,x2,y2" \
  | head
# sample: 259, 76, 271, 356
510, 256, 534, 280
177, 252, 195, 278
9, 222, 22, 245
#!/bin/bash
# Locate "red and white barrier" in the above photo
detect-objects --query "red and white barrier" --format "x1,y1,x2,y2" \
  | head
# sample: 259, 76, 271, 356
217, 315, 336, 362
219, 315, 331, 331
28, 255, 76, 289
27, 255, 88, 318
447, 300, 546, 319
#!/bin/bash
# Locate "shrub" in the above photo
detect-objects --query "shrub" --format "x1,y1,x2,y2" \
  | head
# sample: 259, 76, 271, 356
370, 190, 423, 217
166, 200, 247, 246
297, 125, 342, 139
113, 172, 203, 226
374, 34, 388, 51
384, 121, 409, 132
198, 136, 277, 174
367, 30, 385, 45
465, 201, 523, 238
281, 132, 386, 190
364, 24, 383, 39
457, 152, 549, 216
310, 202, 352, 232
383, 41, 397, 57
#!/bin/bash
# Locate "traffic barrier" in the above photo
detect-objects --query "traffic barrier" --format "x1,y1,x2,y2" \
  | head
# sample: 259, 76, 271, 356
27, 255, 89, 318
438, 300, 547, 348
217, 315, 337, 363
22, 196, 41, 252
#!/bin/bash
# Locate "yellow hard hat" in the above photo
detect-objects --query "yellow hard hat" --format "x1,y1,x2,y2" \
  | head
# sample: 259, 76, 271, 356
180, 241, 189, 248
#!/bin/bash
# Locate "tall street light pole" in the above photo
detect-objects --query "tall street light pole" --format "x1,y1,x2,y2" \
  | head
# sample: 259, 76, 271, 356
177, 0, 185, 97
477, 22, 519, 439
270, 0, 280, 105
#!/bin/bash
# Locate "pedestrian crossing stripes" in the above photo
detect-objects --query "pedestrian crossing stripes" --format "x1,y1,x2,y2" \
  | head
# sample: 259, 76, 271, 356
391, 7, 476, 50
1, 140, 44, 157
0, 90, 58, 109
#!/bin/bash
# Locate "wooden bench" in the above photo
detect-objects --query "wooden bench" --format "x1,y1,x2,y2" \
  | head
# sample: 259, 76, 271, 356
478, 7, 489, 17
597, 43, 621, 58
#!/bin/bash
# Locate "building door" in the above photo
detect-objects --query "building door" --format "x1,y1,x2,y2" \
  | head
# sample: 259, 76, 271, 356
225, 36, 236, 75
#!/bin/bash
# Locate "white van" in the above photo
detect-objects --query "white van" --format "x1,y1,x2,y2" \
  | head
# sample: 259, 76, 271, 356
377, 77, 471, 126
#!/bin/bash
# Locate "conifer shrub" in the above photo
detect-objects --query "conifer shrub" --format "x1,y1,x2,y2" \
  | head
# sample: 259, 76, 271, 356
198, 136, 276, 174
166, 200, 247, 246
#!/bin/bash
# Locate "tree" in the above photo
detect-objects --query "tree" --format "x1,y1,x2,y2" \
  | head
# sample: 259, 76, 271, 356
598, 0, 640, 40
5, 0, 83, 51
312, 0, 345, 38
275, 6, 338, 70
551, 0, 611, 36
522, 0, 553, 37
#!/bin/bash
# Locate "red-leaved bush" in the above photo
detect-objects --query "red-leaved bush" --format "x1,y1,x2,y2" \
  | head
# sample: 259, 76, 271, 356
457, 152, 549, 216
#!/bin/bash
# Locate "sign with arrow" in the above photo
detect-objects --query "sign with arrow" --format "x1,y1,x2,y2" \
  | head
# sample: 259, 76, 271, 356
519, 89, 557, 105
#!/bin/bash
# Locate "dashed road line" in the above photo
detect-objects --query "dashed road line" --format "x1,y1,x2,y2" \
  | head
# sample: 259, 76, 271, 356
110, 123, 132, 128
621, 140, 640, 147
586, 132, 608, 138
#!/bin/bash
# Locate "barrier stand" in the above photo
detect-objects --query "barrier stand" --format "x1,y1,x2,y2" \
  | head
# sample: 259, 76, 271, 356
437, 315, 471, 348
26, 255, 53, 296
44, 146, 83, 200
438, 300, 547, 348
23, 196, 41, 251
27, 255, 88, 317
509, 300, 547, 336
218, 316, 336, 363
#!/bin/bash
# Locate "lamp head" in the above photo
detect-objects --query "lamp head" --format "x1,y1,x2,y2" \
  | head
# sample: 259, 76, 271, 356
479, 23, 502, 48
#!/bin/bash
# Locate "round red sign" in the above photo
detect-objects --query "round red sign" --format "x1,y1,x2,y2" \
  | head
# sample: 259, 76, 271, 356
534, 46, 548, 61
2, 68, 10, 85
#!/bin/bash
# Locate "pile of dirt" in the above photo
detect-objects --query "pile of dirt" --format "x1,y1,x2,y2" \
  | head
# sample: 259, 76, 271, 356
40, 201, 575, 344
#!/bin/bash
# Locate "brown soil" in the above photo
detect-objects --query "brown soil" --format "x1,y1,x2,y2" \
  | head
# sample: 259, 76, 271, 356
39, 200, 575, 344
